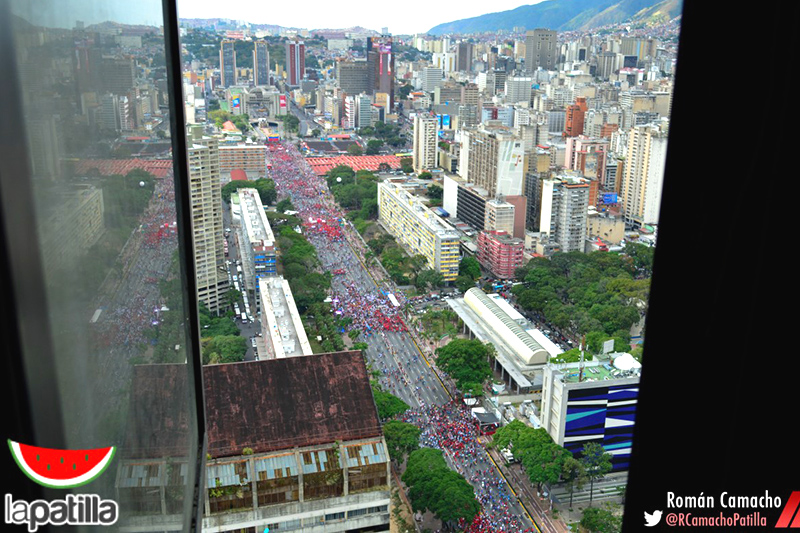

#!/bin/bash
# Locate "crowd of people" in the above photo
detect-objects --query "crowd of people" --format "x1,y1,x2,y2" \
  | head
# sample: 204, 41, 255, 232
268, 141, 537, 533
266, 142, 407, 336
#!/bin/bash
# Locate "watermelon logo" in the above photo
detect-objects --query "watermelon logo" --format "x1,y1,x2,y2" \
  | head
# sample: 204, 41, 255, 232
8, 440, 116, 489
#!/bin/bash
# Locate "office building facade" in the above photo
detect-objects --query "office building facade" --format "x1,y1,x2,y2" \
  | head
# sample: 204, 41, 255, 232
220, 40, 237, 88
525, 29, 557, 72
285, 40, 305, 86
539, 175, 590, 252
253, 40, 270, 86
476, 230, 524, 279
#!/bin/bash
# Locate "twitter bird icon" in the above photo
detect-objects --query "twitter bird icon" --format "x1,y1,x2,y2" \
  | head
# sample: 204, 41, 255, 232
644, 510, 662, 527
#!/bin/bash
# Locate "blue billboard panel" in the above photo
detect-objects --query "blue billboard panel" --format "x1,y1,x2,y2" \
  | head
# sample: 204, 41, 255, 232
602, 193, 618, 204
442, 114, 450, 127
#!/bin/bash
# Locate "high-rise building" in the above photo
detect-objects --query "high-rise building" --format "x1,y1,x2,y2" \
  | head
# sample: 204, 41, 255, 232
285, 39, 305, 86
187, 125, 227, 314
335, 58, 371, 97
220, 40, 237, 88
525, 29, 557, 72
539, 174, 590, 252
504, 76, 533, 105
413, 113, 439, 172
457, 41, 473, 72
484, 199, 515, 235
462, 123, 525, 198
253, 40, 270, 86
564, 96, 588, 137
356, 93, 373, 129
366, 36, 395, 108
620, 121, 669, 228
420, 67, 443, 94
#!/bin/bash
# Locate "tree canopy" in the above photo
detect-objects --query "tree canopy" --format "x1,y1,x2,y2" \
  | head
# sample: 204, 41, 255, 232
382, 420, 421, 464
492, 420, 571, 488
221, 178, 277, 205
512, 251, 647, 338
402, 448, 480, 526
434, 339, 492, 396
371, 384, 410, 420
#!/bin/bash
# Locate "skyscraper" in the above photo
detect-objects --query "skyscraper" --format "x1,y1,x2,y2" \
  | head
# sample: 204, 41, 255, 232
525, 29, 557, 72
413, 113, 439, 172
620, 121, 669, 228
539, 174, 590, 252
253, 40, 270, 86
335, 58, 371, 97
366, 36, 394, 108
457, 41, 473, 72
220, 40, 237, 88
187, 125, 227, 314
285, 39, 305, 86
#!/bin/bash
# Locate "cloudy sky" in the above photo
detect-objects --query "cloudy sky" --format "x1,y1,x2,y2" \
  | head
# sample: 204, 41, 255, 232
176, 0, 538, 35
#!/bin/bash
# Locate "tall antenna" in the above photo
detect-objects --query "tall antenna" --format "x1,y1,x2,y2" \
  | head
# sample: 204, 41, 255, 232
579, 334, 586, 382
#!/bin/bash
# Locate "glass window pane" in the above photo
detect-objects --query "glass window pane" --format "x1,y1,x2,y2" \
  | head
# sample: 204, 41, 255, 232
4, 0, 202, 530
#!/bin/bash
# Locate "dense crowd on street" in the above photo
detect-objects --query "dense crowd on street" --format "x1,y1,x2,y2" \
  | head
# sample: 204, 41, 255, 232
269, 141, 536, 533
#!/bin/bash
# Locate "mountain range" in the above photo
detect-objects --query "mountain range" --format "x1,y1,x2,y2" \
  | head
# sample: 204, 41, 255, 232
427, 0, 683, 35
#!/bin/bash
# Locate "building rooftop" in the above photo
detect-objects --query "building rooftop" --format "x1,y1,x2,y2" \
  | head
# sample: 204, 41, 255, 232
123, 351, 382, 459
260, 276, 313, 359
549, 358, 641, 384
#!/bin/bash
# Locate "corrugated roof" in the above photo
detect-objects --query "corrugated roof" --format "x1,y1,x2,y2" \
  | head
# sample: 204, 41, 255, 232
123, 351, 382, 459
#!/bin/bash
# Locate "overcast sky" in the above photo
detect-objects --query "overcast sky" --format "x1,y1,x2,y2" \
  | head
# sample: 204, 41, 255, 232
176, 0, 539, 35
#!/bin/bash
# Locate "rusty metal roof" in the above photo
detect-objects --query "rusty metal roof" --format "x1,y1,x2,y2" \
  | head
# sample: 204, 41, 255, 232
123, 351, 381, 459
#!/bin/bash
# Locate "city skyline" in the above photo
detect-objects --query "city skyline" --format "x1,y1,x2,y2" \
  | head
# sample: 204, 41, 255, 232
176, 0, 546, 35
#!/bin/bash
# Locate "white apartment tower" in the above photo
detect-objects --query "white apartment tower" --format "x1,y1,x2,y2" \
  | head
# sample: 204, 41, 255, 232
187, 125, 227, 314
413, 113, 439, 172
539, 175, 590, 252
620, 120, 669, 228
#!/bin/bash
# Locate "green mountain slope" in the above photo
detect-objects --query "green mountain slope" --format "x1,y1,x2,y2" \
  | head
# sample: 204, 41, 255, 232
427, 0, 682, 34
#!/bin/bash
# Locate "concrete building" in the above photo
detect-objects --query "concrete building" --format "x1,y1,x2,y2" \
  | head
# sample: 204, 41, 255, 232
587, 208, 626, 245
40, 184, 105, 278
421, 67, 444, 94
412, 113, 439, 172
484, 198, 515, 235
187, 125, 227, 314
476, 230, 524, 279
220, 40, 237, 88
285, 40, 305, 86
259, 276, 313, 359
378, 182, 460, 281
117, 351, 391, 532
504, 76, 533, 105
525, 29, 557, 72
218, 141, 268, 183
236, 188, 277, 306
620, 120, 668, 228
446, 288, 563, 393
540, 174, 590, 253
457, 41, 473, 72
367, 36, 395, 108
335, 59, 371, 97
461, 123, 525, 197
253, 41, 270, 86
541, 356, 640, 471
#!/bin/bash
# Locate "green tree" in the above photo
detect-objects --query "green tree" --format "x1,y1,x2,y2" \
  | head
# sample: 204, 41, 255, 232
372, 385, 410, 420
418, 171, 432, 180
580, 442, 613, 506
580, 505, 622, 533
562, 456, 588, 508
459, 256, 482, 281
415, 269, 444, 290
202, 335, 248, 365
434, 339, 492, 395
276, 197, 294, 212
455, 275, 475, 294
347, 143, 363, 156
427, 183, 443, 200
398, 84, 412, 100
366, 139, 384, 155
402, 448, 480, 526
382, 420, 421, 464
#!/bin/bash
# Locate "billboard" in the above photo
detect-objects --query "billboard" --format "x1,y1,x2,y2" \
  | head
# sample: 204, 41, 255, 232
232, 97, 240, 109
442, 114, 451, 128
279, 94, 287, 108
602, 193, 618, 204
